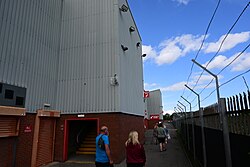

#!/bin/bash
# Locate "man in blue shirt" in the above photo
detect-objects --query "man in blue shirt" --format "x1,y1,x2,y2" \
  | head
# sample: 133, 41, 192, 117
95, 126, 113, 167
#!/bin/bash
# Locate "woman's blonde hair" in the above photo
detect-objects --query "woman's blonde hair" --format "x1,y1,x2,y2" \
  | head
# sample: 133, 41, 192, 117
125, 131, 140, 146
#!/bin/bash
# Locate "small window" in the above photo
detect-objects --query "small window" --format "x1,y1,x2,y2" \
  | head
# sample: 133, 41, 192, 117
16, 96, 24, 106
0, 83, 2, 93
5, 89, 14, 99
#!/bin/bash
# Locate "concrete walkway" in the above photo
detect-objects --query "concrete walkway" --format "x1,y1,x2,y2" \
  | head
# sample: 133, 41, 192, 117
44, 123, 192, 167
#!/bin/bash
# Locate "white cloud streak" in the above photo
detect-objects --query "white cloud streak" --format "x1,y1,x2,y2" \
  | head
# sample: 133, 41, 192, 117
161, 81, 186, 91
148, 34, 205, 65
172, 0, 190, 5
204, 52, 250, 72
204, 32, 250, 53
143, 31, 250, 67
142, 45, 157, 62
144, 83, 158, 90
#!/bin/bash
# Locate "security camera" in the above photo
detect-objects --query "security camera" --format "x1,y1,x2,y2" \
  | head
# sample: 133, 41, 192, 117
120, 4, 128, 12
121, 45, 128, 51
136, 42, 141, 47
110, 74, 119, 86
44, 103, 51, 108
129, 26, 135, 32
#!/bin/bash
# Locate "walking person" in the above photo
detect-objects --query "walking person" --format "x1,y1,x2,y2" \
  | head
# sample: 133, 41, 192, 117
152, 123, 158, 145
157, 122, 166, 152
125, 131, 146, 167
163, 124, 169, 144
95, 126, 114, 167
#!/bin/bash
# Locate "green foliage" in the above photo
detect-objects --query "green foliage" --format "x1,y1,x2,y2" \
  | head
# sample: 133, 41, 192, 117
163, 113, 173, 120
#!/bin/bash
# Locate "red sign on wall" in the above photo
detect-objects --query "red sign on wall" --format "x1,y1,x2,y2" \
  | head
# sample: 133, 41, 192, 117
150, 114, 159, 120
144, 91, 150, 98
24, 125, 32, 133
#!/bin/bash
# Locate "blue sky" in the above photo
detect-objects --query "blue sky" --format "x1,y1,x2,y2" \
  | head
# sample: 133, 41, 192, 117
127, 0, 250, 114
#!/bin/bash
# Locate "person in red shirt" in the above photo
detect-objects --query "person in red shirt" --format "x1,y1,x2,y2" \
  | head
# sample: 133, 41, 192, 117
125, 131, 146, 167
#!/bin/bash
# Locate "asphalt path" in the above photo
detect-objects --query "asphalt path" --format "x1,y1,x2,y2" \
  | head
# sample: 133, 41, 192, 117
45, 123, 192, 167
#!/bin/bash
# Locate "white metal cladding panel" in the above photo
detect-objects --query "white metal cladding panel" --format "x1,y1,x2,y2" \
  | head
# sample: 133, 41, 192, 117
147, 90, 163, 117
0, 0, 62, 112
118, 0, 144, 116
57, 0, 119, 113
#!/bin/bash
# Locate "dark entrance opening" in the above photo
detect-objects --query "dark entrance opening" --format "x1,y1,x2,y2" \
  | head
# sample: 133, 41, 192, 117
66, 119, 98, 163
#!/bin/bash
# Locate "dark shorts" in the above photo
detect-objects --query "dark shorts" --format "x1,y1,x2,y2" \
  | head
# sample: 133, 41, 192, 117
95, 161, 112, 167
157, 137, 165, 144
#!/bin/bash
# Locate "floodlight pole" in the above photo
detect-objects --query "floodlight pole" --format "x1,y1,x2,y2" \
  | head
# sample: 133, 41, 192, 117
181, 96, 196, 160
192, 59, 232, 167
178, 101, 190, 151
185, 84, 207, 167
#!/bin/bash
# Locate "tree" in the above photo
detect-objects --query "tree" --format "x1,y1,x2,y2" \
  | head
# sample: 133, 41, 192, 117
163, 113, 172, 120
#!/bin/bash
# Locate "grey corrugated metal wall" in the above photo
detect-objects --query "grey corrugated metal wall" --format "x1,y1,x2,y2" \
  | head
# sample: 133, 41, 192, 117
147, 89, 163, 119
57, 0, 119, 113
0, 0, 144, 116
118, 0, 144, 116
0, 0, 62, 112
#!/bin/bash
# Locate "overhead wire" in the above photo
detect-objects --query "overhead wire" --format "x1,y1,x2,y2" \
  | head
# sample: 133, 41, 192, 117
191, 1, 250, 93
184, 1, 250, 107
217, 43, 250, 75
179, 1, 250, 109
181, 0, 221, 99
201, 68, 250, 102
198, 42, 250, 95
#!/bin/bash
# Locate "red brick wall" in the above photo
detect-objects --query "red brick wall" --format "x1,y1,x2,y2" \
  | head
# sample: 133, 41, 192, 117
0, 137, 15, 167
54, 114, 75, 161
15, 113, 36, 167
115, 113, 145, 163
54, 113, 145, 164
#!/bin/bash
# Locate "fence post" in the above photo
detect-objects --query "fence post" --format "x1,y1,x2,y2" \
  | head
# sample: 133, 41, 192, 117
248, 91, 250, 109
233, 96, 236, 111
227, 98, 230, 112
220, 98, 232, 167
230, 97, 233, 112
243, 92, 248, 110
239, 93, 244, 110
236, 95, 240, 111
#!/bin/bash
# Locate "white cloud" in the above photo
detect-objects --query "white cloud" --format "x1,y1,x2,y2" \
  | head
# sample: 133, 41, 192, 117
155, 34, 205, 65
172, 0, 190, 5
142, 45, 157, 61
155, 43, 182, 65
204, 55, 228, 70
231, 52, 250, 71
144, 82, 158, 90
204, 52, 250, 72
143, 32, 250, 66
204, 32, 250, 53
161, 81, 186, 91
192, 74, 214, 84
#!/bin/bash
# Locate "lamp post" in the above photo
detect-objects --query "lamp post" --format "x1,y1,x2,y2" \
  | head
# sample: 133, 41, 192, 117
192, 59, 232, 167
178, 101, 190, 151
181, 96, 196, 160
185, 84, 207, 167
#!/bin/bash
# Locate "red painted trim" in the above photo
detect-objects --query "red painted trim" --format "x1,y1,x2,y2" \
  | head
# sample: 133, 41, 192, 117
63, 120, 68, 161
97, 118, 99, 134
62, 117, 99, 161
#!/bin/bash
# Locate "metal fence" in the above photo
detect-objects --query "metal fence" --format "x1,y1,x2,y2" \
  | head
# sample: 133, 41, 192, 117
173, 90, 250, 167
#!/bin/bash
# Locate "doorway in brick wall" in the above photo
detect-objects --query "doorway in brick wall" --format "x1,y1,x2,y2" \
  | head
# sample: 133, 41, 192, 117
63, 118, 98, 163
